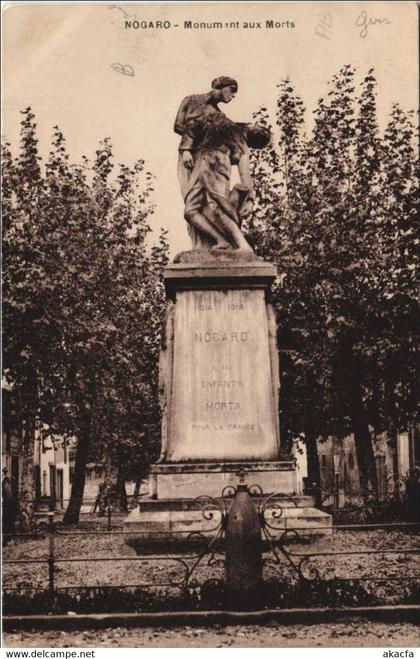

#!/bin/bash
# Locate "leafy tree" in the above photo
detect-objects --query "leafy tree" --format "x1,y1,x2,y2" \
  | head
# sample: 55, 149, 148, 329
247, 67, 418, 496
3, 110, 45, 523
2, 109, 169, 525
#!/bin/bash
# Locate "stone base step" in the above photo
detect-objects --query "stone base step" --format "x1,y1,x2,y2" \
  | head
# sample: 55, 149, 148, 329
138, 494, 314, 512
148, 461, 298, 499
124, 502, 332, 547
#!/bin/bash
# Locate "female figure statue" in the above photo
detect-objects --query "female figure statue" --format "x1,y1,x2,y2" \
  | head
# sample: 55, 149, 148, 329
174, 76, 271, 252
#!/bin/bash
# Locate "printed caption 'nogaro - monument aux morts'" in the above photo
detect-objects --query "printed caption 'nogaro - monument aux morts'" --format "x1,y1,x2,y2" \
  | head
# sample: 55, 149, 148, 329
124, 19, 296, 30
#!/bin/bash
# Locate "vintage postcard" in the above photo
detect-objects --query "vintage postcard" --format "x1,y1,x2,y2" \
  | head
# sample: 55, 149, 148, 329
2, 0, 419, 653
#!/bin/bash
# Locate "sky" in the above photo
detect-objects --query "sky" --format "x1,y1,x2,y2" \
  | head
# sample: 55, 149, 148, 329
2, 1, 418, 256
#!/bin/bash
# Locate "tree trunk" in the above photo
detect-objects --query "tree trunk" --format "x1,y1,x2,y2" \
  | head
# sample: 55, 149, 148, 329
351, 382, 378, 498
63, 426, 90, 525
16, 375, 38, 530
18, 415, 36, 529
387, 428, 399, 496
133, 477, 142, 499
116, 464, 128, 512
305, 429, 321, 488
103, 449, 112, 480
353, 420, 378, 498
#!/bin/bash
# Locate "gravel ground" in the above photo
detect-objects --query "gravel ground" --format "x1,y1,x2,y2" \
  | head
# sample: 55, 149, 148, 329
3, 621, 420, 647
4, 525, 419, 648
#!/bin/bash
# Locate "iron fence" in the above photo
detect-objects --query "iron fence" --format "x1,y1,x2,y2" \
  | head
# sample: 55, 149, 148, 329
3, 486, 420, 614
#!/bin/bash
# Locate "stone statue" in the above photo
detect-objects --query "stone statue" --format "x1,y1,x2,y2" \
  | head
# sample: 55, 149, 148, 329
174, 76, 271, 252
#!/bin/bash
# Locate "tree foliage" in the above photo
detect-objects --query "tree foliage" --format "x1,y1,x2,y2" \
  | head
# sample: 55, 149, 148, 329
247, 67, 418, 493
2, 109, 169, 524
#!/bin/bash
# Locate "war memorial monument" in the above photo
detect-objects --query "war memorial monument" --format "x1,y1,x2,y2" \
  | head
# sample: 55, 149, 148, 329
125, 76, 331, 539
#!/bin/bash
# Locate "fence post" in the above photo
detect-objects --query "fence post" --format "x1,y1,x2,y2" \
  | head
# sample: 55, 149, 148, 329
47, 511, 55, 595
107, 504, 112, 531
225, 484, 262, 609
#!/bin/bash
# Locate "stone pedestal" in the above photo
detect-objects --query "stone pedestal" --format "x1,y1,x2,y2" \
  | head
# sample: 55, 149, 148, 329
161, 260, 280, 462
125, 254, 332, 540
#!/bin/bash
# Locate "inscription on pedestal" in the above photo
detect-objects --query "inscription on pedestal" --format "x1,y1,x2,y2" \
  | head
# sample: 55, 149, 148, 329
168, 289, 278, 461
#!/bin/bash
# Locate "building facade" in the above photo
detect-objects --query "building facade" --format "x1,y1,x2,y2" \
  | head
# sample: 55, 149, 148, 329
2, 390, 72, 510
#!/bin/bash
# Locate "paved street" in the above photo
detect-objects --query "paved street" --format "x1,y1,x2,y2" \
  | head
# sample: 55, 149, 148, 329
4, 621, 419, 648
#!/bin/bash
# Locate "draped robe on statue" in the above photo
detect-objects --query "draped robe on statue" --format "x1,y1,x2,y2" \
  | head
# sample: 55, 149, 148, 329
175, 97, 254, 249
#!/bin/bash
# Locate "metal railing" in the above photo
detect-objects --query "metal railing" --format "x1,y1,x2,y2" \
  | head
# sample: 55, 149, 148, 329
3, 504, 227, 599
3, 486, 420, 613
